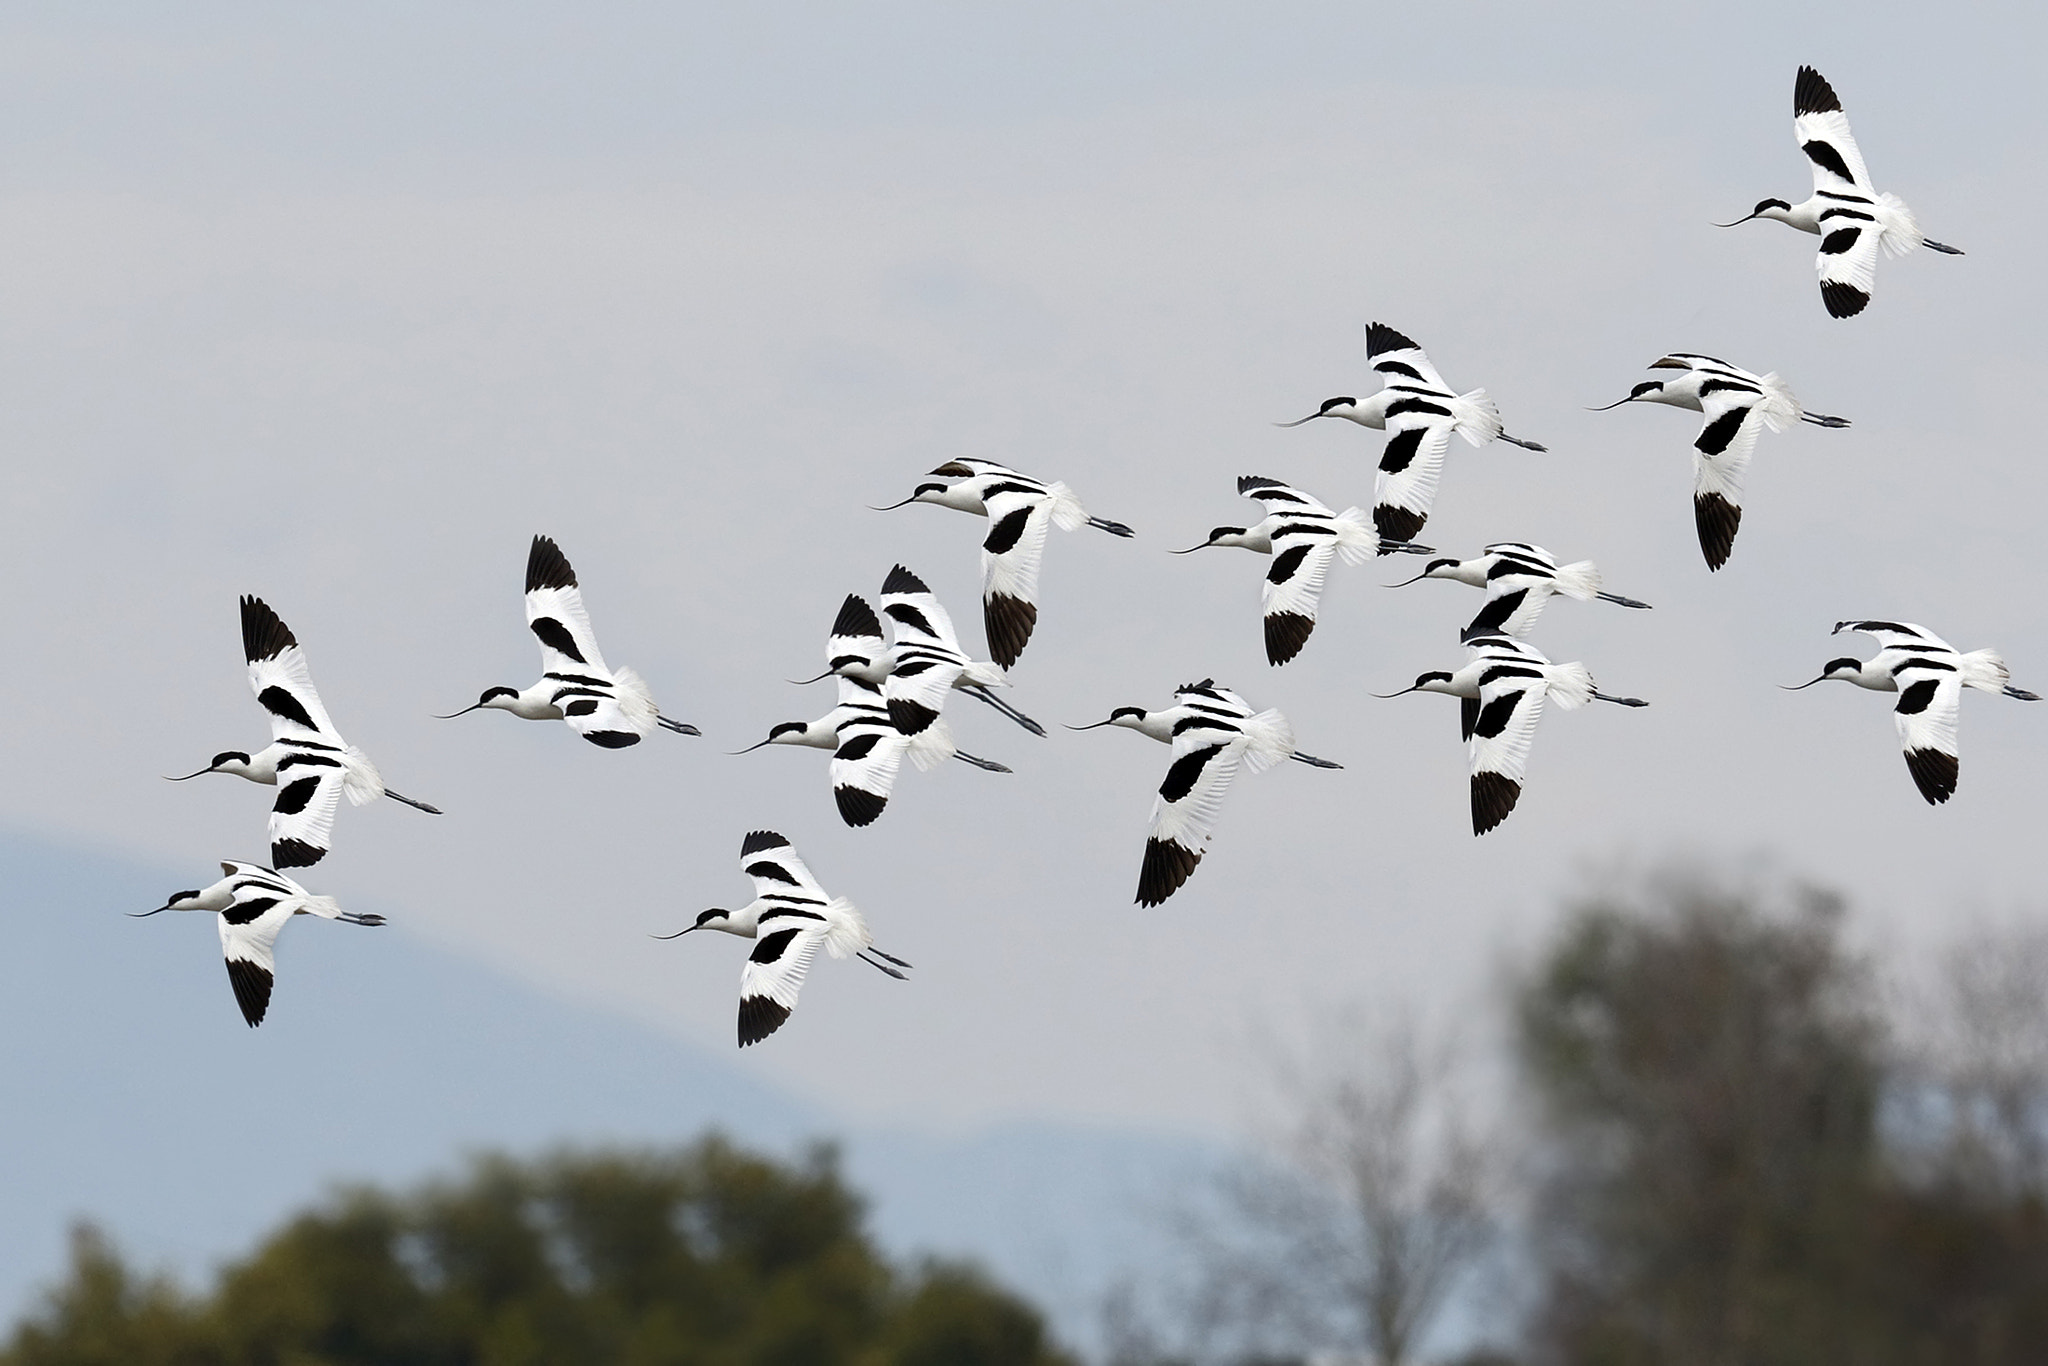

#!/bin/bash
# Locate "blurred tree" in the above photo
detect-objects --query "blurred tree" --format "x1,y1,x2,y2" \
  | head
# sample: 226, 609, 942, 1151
1, 1136, 1070, 1366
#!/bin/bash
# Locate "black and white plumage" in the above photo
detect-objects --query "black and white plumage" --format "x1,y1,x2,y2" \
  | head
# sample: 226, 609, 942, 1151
741, 595, 1009, 829
439, 535, 699, 747
1716, 66, 1962, 318
1590, 354, 1849, 571
875, 459, 1133, 668
1788, 621, 2039, 805
169, 597, 440, 869
1275, 323, 1546, 544
655, 830, 909, 1047
1389, 542, 1651, 638
1378, 634, 1647, 835
1072, 679, 1341, 905
878, 565, 1045, 738
1175, 476, 1430, 665
131, 861, 384, 1027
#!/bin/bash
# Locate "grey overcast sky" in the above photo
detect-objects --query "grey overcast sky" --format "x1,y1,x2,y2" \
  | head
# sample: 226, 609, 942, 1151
3, 1, 2044, 1136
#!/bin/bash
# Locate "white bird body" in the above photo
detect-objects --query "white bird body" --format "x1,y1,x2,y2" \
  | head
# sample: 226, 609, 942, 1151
879, 459, 1133, 668
660, 830, 909, 1047
1395, 541, 1651, 638
445, 535, 698, 747
173, 597, 440, 869
1078, 678, 1340, 905
135, 860, 384, 1027
1794, 621, 2038, 804
1721, 66, 1962, 318
1277, 323, 1545, 544
1594, 353, 1848, 571
1385, 634, 1646, 835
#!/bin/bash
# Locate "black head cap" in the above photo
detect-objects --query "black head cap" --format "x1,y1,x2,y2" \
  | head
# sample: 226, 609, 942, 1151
479, 686, 518, 705
1317, 396, 1357, 414
768, 722, 807, 740
210, 750, 251, 769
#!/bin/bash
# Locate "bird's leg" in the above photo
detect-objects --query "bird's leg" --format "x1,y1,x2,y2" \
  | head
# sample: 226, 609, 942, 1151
383, 789, 443, 814
966, 685, 1047, 737
951, 750, 1013, 773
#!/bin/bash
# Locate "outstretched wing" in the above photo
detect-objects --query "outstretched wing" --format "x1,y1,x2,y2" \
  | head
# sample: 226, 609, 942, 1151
241, 597, 341, 744
1138, 729, 1247, 905
1464, 569, 1559, 639
1815, 216, 1882, 319
1689, 390, 1769, 570
737, 917, 824, 1046
215, 888, 298, 1027
524, 535, 612, 676
825, 594, 886, 678
268, 758, 345, 869
1366, 322, 1455, 393
879, 564, 967, 655
736, 829, 833, 903
980, 487, 1054, 669
828, 716, 909, 827
1794, 66, 1874, 196
1467, 663, 1549, 836
881, 565, 969, 734
1835, 620, 1948, 652
1890, 660, 1963, 805
1373, 416, 1455, 545
1260, 532, 1340, 666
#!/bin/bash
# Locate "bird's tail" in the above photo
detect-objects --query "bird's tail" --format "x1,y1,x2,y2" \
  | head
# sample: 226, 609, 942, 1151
1552, 559, 1602, 602
1451, 388, 1504, 448
1332, 507, 1379, 566
1545, 661, 1597, 711
1046, 481, 1089, 533
962, 660, 1007, 689
822, 897, 873, 960
1960, 648, 2012, 693
1239, 708, 1297, 773
612, 666, 661, 731
1876, 192, 1923, 259
342, 747, 386, 807
1753, 372, 1804, 432
906, 715, 958, 772
295, 894, 346, 920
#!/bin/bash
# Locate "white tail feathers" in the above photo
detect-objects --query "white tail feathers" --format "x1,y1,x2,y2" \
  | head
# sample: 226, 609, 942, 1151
905, 716, 957, 772
296, 895, 346, 921
1452, 388, 1504, 447
342, 746, 385, 806
1876, 191, 1922, 259
612, 666, 660, 731
1333, 508, 1379, 566
1047, 481, 1088, 533
1545, 662, 1597, 711
1754, 372, 1803, 432
822, 897, 872, 959
1239, 707, 1297, 773
1960, 649, 2012, 692
962, 660, 1007, 689
1552, 560, 1601, 601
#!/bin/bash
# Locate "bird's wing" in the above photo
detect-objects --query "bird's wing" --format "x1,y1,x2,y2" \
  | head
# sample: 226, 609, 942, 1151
1260, 531, 1340, 666
1139, 731, 1246, 905
216, 889, 297, 1027
1465, 572, 1557, 638
979, 487, 1054, 669
1814, 215, 1883, 319
737, 829, 833, 903
879, 564, 967, 655
524, 535, 612, 675
1366, 322, 1454, 393
828, 717, 909, 827
826, 594, 886, 678
1372, 414, 1456, 545
1689, 391, 1769, 570
267, 758, 346, 869
1794, 66, 1874, 195
1468, 669, 1549, 835
1237, 475, 1333, 515
241, 597, 341, 743
737, 918, 825, 1046
1837, 620, 1947, 652
1890, 661, 1964, 804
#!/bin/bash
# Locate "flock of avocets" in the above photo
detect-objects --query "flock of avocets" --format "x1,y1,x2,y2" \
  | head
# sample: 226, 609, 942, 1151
136, 67, 2034, 1045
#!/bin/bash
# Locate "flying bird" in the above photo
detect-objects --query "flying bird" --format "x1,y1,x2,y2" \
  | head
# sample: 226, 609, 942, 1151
1590, 354, 1849, 570
655, 830, 910, 1047
1787, 621, 2039, 804
738, 595, 1010, 828
1072, 679, 1341, 905
1717, 65, 1962, 318
168, 597, 440, 869
1174, 476, 1430, 665
875, 458, 1134, 667
1378, 634, 1647, 835
439, 535, 700, 747
1276, 323, 1546, 544
1388, 542, 1651, 638
131, 861, 385, 1028
877, 565, 1045, 737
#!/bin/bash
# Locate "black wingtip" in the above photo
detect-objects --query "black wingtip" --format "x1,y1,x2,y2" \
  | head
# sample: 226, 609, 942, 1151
1904, 748, 1958, 805
881, 564, 928, 596
525, 535, 578, 593
835, 785, 887, 828
270, 837, 324, 870
1374, 505, 1428, 546
1694, 492, 1741, 571
581, 730, 641, 749
740, 829, 790, 856
830, 594, 882, 640
1264, 612, 1315, 667
887, 697, 942, 736
984, 594, 1038, 670
239, 596, 298, 664
1365, 322, 1420, 358
1794, 65, 1841, 117
1820, 280, 1869, 319
225, 958, 273, 1028
1236, 474, 1285, 494
1136, 837, 1202, 906
738, 995, 792, 1047
1471, 771, 1521, 836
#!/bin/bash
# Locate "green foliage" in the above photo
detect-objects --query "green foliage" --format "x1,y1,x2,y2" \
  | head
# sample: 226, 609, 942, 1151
2, 1137, 1069, 1366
